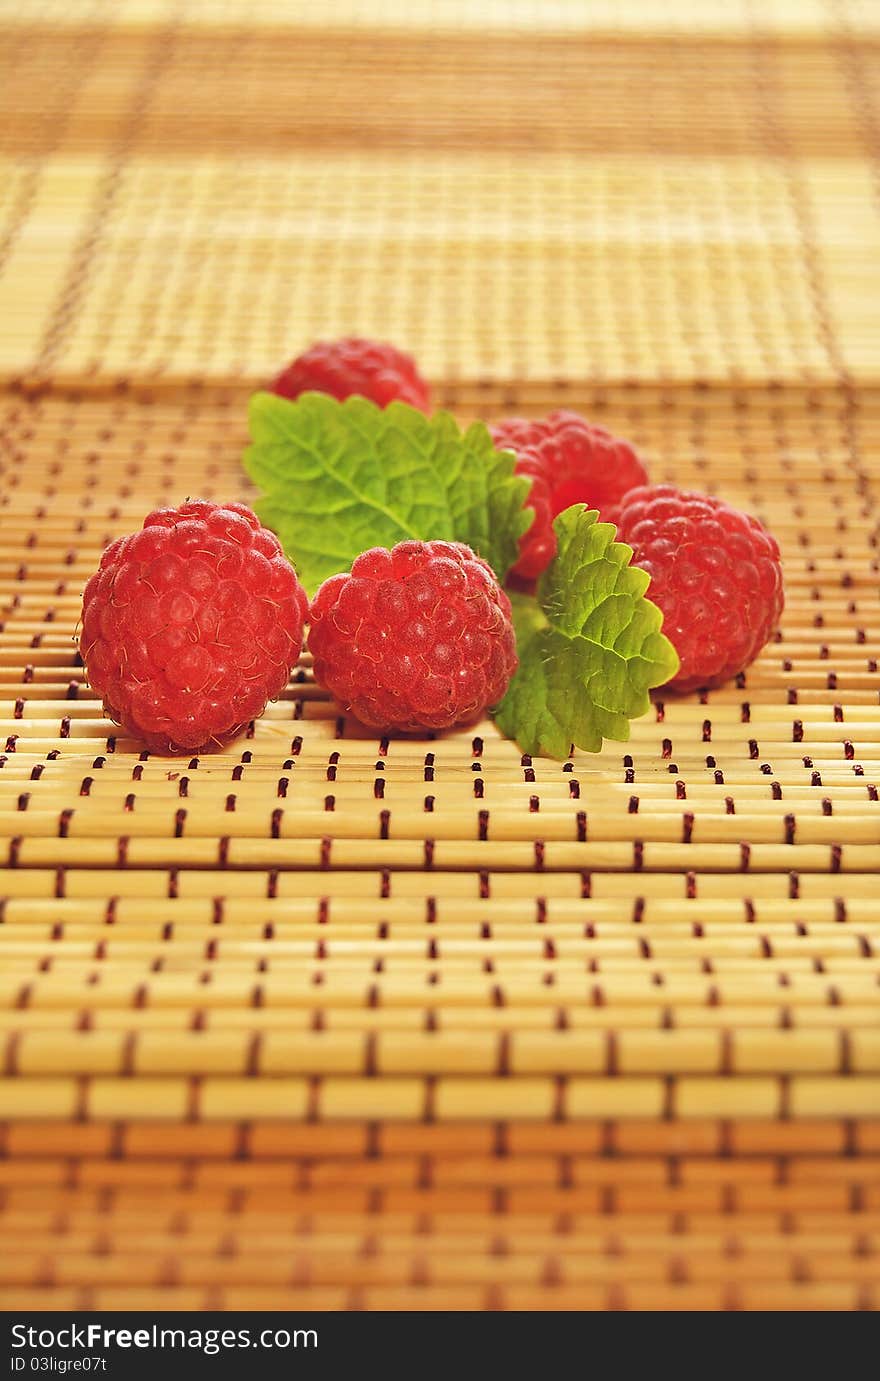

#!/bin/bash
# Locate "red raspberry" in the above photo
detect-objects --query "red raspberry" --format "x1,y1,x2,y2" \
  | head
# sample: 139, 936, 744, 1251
490, 411, 648, 581
308, 540, 517, 732
611, 485, 784, 692
271, 337, 430, 411
79, 500, 308, 753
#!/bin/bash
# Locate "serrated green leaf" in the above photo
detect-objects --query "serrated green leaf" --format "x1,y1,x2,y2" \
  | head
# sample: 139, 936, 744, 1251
458, 421, 532, 584
494, 506, 679, 758
244, 391, 532, 594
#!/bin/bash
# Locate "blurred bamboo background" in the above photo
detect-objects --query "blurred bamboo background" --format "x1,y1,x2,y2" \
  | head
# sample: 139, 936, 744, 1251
0, 0, 878, 1310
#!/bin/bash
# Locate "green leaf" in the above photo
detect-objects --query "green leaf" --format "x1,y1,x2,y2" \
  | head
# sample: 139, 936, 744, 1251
244, 391, 532, 594
494, 506, 679, 758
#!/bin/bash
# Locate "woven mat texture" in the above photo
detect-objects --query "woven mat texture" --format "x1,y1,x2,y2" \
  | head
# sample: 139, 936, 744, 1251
0, 0, 878, 1312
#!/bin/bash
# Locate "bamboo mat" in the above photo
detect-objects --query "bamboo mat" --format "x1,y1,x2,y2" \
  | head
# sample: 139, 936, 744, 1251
1, 0, 879, 1312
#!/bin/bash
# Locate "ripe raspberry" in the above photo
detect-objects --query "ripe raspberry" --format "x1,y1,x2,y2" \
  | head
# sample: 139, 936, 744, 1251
611, 485, 784, 692
308, 540, 517, 732
490, 411, 648, 581
271, 337, 430, 411
79, 500, 308, 753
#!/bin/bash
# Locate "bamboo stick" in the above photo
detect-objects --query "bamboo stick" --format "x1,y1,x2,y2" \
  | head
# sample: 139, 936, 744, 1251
5, 1024, 874, 1078
1, 1072, 878, 1121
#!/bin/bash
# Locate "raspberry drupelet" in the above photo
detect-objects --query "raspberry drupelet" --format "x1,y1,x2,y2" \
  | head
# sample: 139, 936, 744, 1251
271, 337, 431, 411
611, 484, 784, 692
79, 500, 308, 753
490, 411, 648, 581
308, 540, 517, 733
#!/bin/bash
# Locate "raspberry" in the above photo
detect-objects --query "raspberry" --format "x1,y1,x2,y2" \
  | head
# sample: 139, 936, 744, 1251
271, 337, 430, 411
490, 411, 648, 581
611, 485, 784, 692
79, 500, 308, 753
308, 540, 517, 732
